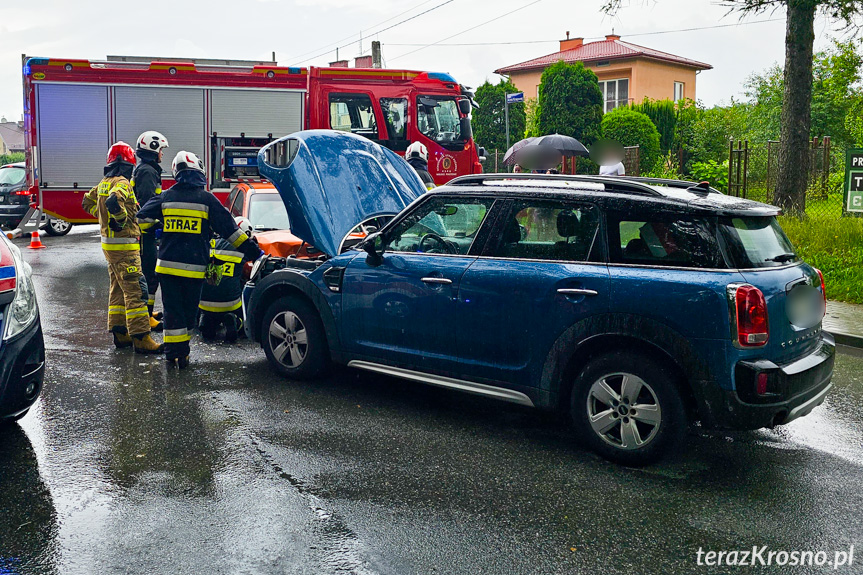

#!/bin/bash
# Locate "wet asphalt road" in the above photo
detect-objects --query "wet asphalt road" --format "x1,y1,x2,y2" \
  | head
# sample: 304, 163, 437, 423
1, 225, 862, 575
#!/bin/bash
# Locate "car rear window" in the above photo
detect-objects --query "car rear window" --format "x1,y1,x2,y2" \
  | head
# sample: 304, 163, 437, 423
0, 167, 25, 186
610, 215, 726, 269
719, 216, 799, 268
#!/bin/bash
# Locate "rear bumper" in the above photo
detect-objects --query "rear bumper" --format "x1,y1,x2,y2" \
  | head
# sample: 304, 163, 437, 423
0, 316, 45, 419
0, 204, 30, 226
701, 333, 835, 430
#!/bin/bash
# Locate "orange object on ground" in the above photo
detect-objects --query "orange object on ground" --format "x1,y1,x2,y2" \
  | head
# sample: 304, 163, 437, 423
28, 231, 46, 249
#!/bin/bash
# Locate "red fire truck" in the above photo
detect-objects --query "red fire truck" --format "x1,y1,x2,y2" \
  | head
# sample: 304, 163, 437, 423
19, 55, 483, 231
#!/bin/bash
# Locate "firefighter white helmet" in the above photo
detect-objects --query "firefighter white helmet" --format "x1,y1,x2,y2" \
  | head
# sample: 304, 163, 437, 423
171, 151, 205, 177
137, 130, 169, 153
234, 216, 253, 236
405, 141, 428, 163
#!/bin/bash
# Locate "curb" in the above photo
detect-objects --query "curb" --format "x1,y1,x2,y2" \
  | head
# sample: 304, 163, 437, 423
828, 330, 863, 349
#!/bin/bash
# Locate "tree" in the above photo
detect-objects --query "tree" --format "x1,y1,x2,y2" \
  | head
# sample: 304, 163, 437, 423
602, 0, 863, 215
536, 61, 603, 143
601, 107, 661, 172
472, 79, 526, 153
743, 39, 863, 147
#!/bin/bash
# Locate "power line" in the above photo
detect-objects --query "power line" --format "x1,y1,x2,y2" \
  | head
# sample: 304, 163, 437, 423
286, 0, 441, 62
384, 17, 785, 48
388, 0, 545, 61
295, 0, 457, 65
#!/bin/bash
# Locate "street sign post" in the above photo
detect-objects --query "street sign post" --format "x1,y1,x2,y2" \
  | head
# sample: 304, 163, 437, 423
845, 149, 863, 214
504, 92, 524, 159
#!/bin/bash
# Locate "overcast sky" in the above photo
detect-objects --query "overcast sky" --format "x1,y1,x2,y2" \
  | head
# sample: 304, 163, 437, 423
0, 0, 847, 122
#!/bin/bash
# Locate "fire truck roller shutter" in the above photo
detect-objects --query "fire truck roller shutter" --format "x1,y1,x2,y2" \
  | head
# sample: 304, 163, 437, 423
114, 87, 205, 176
211, 90, 304, 139
36, 84, 110, 188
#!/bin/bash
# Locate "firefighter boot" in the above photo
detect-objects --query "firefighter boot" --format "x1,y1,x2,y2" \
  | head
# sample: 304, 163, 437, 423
133, 333, 164, 355
224, 314, 239, 344
112, 326, 133, 349
149, 314, 164, 332
166, 356, 190, 369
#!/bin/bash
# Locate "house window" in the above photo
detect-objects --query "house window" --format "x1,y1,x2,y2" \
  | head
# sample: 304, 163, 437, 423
674, 82, 685, 102
598, 79, 629, 113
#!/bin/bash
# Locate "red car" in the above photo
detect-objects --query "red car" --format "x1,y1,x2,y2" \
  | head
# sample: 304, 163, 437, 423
225, 183, 322, 259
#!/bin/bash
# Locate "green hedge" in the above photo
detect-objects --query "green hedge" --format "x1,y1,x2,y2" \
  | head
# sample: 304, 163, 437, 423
600, 108, 660, 173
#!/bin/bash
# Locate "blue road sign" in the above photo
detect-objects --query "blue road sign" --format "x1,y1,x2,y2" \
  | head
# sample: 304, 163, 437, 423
506, 92, 525, 104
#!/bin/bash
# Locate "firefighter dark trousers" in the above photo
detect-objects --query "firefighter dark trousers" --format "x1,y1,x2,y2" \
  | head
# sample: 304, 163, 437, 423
104, 249, 150, 336
199, 309, 242, 341
141, 231, 159, 313
159, 274, 204, 360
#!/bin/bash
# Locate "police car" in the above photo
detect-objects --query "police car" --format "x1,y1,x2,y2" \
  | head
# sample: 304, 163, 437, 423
0, 233, 44, 425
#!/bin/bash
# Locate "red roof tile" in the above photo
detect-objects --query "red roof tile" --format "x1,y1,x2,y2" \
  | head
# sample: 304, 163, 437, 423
495, 38, 712, 74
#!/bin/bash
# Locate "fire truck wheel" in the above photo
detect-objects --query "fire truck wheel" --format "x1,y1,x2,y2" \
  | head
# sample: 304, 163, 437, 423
43, 218, 72, 236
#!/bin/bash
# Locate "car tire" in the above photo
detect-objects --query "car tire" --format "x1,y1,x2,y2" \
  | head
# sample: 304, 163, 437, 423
570, 351, 686, 466
0, 409, 29, 427
261, 295, 329, 380
44, 218, 72, 236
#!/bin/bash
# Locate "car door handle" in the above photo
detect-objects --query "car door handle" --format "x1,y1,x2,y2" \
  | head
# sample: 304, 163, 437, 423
557, 288, 598, 297
421, 277, 453, 285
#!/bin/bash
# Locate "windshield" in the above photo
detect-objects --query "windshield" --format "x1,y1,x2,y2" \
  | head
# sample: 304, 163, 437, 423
417, 97, 463, 144
720, 216, 799, 268
0, 167, 25, 186
248, 194, 290, 231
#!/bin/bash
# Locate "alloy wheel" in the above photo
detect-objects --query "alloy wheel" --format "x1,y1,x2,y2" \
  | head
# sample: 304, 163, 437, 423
585, 372, 662, 450
268, 311, 309, 368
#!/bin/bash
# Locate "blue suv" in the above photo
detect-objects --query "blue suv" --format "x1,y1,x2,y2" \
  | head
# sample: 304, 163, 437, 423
243, 131, 834, 465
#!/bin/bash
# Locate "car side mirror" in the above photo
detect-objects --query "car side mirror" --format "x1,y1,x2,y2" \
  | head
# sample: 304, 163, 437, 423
460, 117, 473, 140
458, 98, 471, 115
363, 231, 385, 264
477, 146, 488, 162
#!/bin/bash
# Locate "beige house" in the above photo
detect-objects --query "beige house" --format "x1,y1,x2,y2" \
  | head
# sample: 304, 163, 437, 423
495, 34, 712, 112
0, 120, 25, 156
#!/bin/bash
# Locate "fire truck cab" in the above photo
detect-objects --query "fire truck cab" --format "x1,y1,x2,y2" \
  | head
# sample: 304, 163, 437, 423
20, 56, 481, 229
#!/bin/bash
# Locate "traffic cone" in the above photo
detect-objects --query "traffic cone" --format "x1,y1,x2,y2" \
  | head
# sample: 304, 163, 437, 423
28, 231, 46, 249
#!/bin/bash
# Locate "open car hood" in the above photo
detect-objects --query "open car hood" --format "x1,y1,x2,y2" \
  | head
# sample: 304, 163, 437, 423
258, 130, 427, 257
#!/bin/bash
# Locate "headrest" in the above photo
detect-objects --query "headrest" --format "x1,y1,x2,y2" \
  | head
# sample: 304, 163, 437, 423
503, 218, 521, 244
557, 210, 580, 238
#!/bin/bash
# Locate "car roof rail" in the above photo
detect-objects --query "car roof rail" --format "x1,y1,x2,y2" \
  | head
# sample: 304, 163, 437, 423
445, 173, 663, 197
616, 176, 721, 194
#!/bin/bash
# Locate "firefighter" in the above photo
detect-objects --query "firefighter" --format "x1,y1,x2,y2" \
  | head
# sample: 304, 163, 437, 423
81, 142, 164, 354
405, 141, 436, 190
198, 217, 255, 343
132, 130, 169, 331
137, 151, 262, 369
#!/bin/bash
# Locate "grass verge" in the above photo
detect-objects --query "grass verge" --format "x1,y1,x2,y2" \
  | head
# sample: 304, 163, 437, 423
779, 214, 863, 304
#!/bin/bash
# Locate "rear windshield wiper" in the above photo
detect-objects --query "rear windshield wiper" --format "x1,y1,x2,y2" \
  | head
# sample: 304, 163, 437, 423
764, 253, 797, 263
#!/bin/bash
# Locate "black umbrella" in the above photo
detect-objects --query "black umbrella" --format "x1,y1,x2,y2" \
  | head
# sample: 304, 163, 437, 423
530, 133, 590, 157
502, 137, 537, 166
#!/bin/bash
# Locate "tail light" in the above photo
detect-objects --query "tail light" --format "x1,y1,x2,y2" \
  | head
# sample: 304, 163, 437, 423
729, 284, 769, 347
814, 268, 826, 305
13, 189, 31, 196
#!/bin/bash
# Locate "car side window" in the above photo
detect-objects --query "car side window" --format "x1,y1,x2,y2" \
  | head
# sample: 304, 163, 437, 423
230, 189, 245, 217
610, 215, 725, 268
387, 197, 495, 255
489, 201, 599, 262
